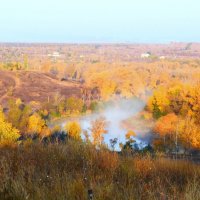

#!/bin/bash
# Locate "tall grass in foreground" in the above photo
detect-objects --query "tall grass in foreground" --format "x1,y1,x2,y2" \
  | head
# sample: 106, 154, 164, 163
0, 141, 199, 200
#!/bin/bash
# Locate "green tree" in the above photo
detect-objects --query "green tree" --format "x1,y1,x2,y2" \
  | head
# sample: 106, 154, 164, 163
152, 97, 165, 119
7, 99, 31, 133
66, 97, 84, 114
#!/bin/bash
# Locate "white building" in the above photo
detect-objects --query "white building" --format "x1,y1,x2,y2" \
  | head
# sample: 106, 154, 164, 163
141, 52, 151, 58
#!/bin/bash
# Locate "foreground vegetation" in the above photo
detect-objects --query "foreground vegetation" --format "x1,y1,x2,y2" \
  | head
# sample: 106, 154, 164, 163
0, 141, 199, 200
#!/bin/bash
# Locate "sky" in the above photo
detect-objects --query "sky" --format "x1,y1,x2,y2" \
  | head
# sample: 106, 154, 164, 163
0, 0, 200, 43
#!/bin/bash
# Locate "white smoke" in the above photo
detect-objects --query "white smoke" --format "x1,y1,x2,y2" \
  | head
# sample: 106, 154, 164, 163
74, 98, 153, 150
55, 97, 154, 150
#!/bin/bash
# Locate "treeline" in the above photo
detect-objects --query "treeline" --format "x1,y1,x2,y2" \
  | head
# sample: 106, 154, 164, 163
2, 59, 200, 101
0, 98, 139, 152
0, 96, 100, 147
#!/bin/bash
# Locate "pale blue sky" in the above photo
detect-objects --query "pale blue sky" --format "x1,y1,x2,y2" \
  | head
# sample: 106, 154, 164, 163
0, 0, 200, 43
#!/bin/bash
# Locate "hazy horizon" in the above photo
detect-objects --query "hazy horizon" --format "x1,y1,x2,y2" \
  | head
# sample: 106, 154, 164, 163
1, 0, 200, 43
1, 41, 199, 45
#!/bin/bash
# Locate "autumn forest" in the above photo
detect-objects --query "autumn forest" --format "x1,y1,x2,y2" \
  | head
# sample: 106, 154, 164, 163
0, 43, 200, 199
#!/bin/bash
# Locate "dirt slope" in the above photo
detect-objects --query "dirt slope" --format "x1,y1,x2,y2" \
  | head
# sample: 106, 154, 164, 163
0, 70, 82, 105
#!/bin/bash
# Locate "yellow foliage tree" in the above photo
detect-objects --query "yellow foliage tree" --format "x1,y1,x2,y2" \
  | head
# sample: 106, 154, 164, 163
125, 130, 136, 140
40, 127, 51, 139
154, 113, 178, 150
178, 117, 200, 149
90, 117, 108, 146
154, 113, 178, 137
0, 108, 20, 146
147, 86, 170, 114
65, 121, 81, 140
27, 113, 51, 141
27, 114, 45, 135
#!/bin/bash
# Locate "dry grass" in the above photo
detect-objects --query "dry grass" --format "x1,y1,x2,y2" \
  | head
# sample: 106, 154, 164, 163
0, 70, 82, 105
0, 141, 199, 200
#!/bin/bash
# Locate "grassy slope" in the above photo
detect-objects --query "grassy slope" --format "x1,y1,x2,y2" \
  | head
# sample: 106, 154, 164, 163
0, 70, 82, 105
